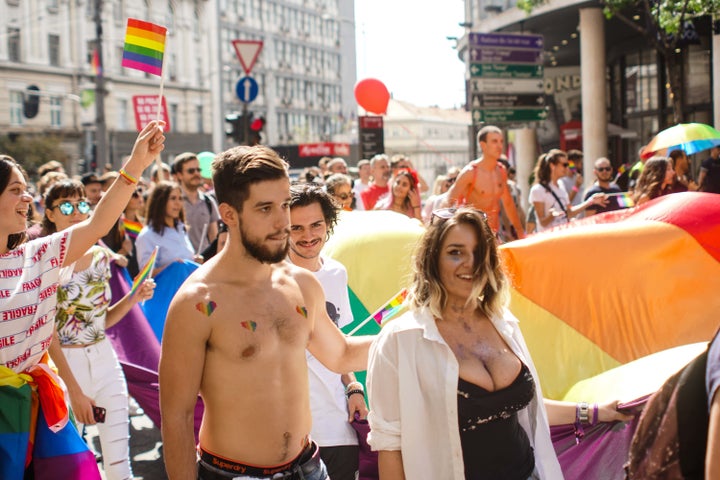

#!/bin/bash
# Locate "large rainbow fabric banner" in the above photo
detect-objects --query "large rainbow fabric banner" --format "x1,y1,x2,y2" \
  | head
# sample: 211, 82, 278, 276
131, 245, 157, 296
500, 192, 720, 401
121, 18, 167, 76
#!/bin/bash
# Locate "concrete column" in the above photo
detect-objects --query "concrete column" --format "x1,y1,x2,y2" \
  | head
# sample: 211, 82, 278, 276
579, 8, 607, 186
512, 127, 538, 213
713, 21, 720, 128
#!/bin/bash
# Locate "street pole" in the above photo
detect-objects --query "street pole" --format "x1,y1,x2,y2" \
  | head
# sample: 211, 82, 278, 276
94, 0, 108, 171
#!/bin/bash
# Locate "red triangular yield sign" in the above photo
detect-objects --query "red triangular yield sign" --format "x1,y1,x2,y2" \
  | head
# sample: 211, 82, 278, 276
232, 40, 263, 75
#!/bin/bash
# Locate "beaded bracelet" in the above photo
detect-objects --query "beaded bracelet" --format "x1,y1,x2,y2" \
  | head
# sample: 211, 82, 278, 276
118, 168, 139, 185
346, 389, 365, 399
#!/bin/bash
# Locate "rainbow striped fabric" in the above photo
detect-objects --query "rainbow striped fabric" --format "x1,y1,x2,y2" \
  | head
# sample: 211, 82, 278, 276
123, 218, 143, 241
0, 361, 100, 479
131, 246, 157, 296
615, 192, 635, 208
370, 288, 408, 326
121, 18, 167, 76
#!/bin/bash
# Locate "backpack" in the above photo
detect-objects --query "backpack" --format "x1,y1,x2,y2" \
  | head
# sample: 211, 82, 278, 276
624, 339, 714, 479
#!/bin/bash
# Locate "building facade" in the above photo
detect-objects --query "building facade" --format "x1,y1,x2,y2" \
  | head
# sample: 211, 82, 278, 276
458, 0, 717, 203
0, 0, 357, 174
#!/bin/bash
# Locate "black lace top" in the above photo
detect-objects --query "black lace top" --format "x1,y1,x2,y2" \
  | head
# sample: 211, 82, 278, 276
457, 363, 536, 480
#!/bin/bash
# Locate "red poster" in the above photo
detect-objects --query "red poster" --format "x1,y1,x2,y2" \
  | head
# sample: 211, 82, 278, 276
132, 95, 170, 132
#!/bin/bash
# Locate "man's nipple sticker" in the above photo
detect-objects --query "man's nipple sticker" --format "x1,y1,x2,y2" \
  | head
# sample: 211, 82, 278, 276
196, 301, 217, 316
296, 305, 308, 318
241, 321, 257, 332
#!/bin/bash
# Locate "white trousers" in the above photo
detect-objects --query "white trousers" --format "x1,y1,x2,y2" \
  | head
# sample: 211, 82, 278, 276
62, 338, 132, 480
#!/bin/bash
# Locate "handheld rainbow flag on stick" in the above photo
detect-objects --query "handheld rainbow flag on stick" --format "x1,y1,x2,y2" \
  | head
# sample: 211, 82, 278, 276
606, 191, 635, 208
347, 288, 408, 336
121, 18, 167, 168
131, 246, 158, 297
121, 19, 167, 76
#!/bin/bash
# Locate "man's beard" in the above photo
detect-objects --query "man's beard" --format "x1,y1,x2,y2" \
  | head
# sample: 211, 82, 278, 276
240, 223, 289, 264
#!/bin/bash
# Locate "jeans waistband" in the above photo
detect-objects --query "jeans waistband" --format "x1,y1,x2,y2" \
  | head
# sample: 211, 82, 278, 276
197, 441, 320, 480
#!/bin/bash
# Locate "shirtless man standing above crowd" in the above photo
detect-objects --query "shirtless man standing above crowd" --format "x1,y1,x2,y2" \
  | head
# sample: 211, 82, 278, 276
444, 125, 526, 240
159, 145, 373, 480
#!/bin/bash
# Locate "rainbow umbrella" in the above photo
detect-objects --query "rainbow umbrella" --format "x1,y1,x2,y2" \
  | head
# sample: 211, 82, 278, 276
641, 122, 720, 158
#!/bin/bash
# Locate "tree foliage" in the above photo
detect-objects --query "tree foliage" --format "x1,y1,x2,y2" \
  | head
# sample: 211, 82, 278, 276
0, 134, 69, 178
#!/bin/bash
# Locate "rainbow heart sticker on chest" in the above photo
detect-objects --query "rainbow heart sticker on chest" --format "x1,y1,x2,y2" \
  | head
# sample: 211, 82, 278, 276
241, 321, 257, 332
196, 300, 217, 316
296, 305, 308, 318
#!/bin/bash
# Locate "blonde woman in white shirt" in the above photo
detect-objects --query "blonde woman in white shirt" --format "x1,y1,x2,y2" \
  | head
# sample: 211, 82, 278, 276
367, 207, 629, 479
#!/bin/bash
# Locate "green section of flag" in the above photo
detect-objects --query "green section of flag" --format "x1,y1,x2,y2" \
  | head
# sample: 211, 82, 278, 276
0, 383, 32, 434
122, 42, 164, 60
342, 287, 379, 386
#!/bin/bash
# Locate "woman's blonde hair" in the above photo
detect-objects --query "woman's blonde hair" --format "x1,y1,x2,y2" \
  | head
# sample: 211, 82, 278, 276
407, 207, 508, 320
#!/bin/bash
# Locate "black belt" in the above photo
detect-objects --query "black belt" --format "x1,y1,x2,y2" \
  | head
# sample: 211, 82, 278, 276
197, 442, 322, 480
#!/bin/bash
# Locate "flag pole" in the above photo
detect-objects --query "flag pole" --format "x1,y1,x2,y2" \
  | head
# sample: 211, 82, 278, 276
155, 42, 166, 171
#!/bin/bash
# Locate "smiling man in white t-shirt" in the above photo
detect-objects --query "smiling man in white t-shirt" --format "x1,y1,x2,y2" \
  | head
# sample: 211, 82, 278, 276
288, 183, 368, 480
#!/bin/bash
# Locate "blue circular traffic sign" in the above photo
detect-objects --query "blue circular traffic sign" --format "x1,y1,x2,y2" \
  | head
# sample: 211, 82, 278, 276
235, 76, 259, 103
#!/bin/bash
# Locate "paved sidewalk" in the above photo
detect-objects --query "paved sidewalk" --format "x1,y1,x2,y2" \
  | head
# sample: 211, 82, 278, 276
86, 414, 167, 480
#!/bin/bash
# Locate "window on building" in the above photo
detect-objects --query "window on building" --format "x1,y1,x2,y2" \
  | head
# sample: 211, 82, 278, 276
170, 103, 179, 131
47, 0, 58, 11
8, 27, 20, 62
166, 1, 176, 32
48, 34, 60, 66
10, 91, 23, 125
113, 0, 125, 25
117, 98, 128, 130
50, 97, 62, 127
625, 50, 659, 115
196, 105, 204, 133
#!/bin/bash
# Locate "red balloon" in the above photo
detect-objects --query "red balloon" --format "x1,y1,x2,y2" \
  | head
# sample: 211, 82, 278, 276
354, 78, 390, 115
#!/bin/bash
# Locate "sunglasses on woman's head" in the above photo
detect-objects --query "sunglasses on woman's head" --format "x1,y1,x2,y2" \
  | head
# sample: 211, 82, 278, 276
52, 200, 91, 216
431, 207, 488, 225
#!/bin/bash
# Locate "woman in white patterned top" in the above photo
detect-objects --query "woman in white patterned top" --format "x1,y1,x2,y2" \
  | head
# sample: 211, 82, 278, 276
43, 180, 155, 480
0, 121, 165, 479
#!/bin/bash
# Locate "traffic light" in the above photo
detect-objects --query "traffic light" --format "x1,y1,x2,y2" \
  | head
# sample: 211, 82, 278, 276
225, 112, 249, 145
23, 85, 40, 119
248, 116, 265, 146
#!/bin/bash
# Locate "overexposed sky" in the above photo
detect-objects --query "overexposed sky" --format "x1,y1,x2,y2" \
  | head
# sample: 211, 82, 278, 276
354, 0, 467, 109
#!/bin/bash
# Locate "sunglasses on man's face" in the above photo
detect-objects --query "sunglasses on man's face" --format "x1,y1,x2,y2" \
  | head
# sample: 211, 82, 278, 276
596, 166, 612, 172
53, 200, 91, 216
184, 167, 202, 174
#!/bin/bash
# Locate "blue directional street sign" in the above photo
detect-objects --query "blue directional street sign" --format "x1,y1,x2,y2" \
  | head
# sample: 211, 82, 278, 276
235, 76, 259, 103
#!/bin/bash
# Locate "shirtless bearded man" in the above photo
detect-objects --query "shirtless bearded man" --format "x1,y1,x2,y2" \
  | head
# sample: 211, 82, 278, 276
445, 126, 525, 240
159, 146, 373, 480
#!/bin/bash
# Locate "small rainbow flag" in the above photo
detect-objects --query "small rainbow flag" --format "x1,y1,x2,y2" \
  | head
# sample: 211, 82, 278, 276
121, 18, 167, 77
568, 161, 576, 170
123, 218, 143, 241
615, 192, 635, 208
371, 288, 408, 326
91, 48, 101, 75
131, 246, 157, 296
617, 164, 628, 175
